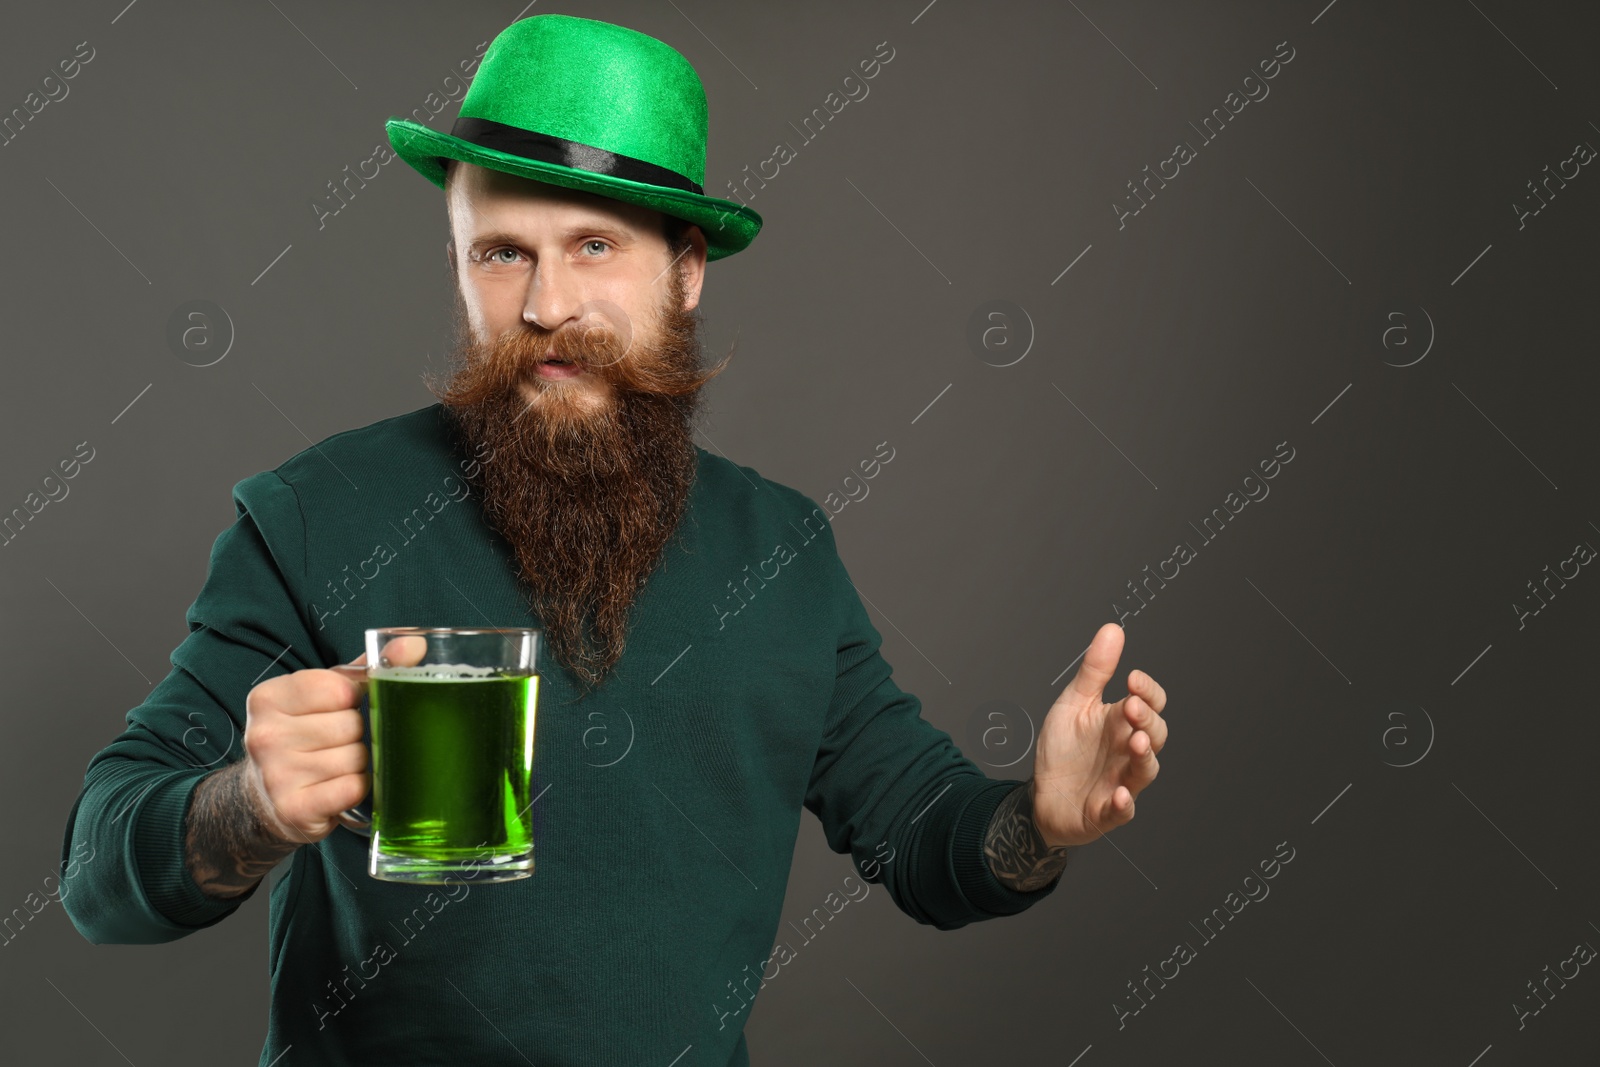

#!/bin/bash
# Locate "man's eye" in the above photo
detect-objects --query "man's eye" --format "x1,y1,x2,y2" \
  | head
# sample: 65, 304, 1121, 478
487, 247, 520, 264
582, 240, 608, 256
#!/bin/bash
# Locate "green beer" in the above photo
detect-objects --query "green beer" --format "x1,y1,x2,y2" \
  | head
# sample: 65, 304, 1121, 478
369, 668, 539, 862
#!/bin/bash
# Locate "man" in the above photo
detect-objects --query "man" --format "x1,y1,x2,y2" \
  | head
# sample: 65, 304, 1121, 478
61, 14, 1169, 1065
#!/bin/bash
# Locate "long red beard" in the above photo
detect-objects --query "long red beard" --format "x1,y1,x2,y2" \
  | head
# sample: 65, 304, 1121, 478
426, 266, 732, 693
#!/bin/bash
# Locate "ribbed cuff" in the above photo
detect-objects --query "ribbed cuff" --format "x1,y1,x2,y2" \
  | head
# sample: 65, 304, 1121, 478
951, 778, 1065, 916
131, 769, 259, 928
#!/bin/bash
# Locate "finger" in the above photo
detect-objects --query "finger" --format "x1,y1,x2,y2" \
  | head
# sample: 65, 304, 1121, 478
305, 744, 368, 782
1129, 669, 1167, 714
380, 635, 429, 667
1061, 622, 1125, 711
1127, 733, 1160, 785
287, 774, 371, 833
279, 670, 365, 715
279, 708, 366, 752
1123, 696, 1168, 753
1112, 785, 1135, 822
267, 744, 369, 792
1080, 789, 1127, 837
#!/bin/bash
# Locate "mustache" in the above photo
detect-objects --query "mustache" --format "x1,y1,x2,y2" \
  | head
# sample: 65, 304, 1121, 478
428, 303, 730, 409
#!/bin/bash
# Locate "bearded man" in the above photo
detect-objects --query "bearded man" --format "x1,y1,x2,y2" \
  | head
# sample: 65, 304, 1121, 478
430, 158, 720, 693
61, 14, 1169, 1066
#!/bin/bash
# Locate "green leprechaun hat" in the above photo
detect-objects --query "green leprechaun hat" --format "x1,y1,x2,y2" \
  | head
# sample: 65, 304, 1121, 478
386, 13, 761, 260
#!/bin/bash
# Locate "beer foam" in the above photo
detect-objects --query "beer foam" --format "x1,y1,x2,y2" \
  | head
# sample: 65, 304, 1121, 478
371, 663, 508, 681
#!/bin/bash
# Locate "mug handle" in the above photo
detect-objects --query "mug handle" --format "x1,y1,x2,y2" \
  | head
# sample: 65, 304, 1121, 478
327, 663, 373, 835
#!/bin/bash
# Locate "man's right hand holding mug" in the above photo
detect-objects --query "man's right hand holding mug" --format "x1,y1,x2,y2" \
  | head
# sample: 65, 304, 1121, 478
183, 637, 424, 900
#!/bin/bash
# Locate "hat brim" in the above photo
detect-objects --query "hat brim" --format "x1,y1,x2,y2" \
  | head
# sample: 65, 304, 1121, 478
386, 118, 761, 261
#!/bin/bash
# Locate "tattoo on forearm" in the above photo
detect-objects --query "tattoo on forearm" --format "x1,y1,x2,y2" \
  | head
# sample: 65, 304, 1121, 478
185, 760, 300, 899
984, 783, 1071, 893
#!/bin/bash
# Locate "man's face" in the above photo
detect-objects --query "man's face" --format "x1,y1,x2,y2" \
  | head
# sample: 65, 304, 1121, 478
444, 160, 706, 422
429, 161, 729, 692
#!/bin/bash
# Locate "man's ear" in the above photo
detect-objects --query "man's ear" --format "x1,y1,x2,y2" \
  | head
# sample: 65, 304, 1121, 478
680, 226, 709, 311
446, 240, 457, 273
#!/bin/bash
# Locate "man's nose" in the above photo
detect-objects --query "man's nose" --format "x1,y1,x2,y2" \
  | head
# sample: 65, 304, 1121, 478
523, 258, 584, 332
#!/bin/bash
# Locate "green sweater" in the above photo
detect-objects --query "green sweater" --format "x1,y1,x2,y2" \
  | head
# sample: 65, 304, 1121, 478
60, 404, 1058, 1066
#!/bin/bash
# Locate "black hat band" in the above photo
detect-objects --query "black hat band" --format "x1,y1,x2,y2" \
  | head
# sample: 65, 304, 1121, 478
448, 116, 705, 196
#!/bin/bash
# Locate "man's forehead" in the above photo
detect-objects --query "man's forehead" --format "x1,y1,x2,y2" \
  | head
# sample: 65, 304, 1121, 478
448, 161, 658, 236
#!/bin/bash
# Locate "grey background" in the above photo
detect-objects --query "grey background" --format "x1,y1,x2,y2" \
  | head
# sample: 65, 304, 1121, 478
4, 0, 1597, 1063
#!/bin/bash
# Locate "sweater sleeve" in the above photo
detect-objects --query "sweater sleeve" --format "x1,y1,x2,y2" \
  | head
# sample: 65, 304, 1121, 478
59, 470, 321, 944
800, 511, 1061, 930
